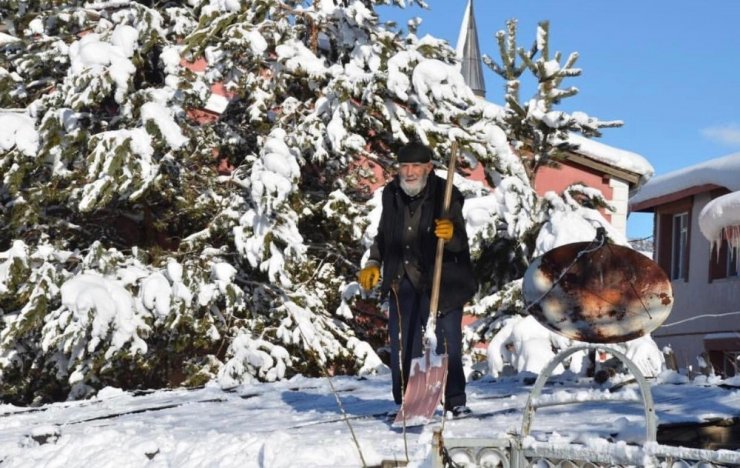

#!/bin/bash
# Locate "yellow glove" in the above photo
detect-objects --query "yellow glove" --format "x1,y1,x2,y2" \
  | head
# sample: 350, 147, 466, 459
358, 264, 380, 290
434, 218, 454, 242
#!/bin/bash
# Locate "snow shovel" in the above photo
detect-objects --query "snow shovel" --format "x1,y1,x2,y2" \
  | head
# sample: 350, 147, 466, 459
393, 142, 458, 428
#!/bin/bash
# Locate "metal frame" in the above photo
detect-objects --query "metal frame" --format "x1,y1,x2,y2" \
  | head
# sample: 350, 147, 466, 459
521, 343, 656, 442
432, 344, 740, 467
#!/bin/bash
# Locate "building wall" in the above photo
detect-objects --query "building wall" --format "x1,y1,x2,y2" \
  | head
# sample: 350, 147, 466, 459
609, 178, 630, 234
535, 161, 619, 229
535, 162, 613, 201
651, 192, 740, 370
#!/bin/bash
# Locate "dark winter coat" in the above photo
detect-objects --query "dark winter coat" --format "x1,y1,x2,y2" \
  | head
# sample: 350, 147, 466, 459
368, 173, 477, 312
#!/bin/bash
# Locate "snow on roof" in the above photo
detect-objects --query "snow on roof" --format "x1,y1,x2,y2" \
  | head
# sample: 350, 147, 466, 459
1, 371, 739, 465
704, 331, 740, 340
472, 101, 653, 183
630, 152, 740, 209
699, 190, 740, 247
567, 133, 654, 182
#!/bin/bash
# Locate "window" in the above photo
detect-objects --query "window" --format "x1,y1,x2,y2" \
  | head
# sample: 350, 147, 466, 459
720, 350, 739, 378
656, 200, 691, 280
709, 239, 739, 281
728, 245, 739, 277
671, 212, 689, 280
706, 340, 740, 378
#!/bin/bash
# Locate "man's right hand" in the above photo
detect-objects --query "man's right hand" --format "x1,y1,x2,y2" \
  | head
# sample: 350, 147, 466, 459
358, 265, 380, 290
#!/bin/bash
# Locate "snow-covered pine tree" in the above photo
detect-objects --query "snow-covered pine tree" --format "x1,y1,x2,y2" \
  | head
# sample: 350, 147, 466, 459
0, 0, 639, 403
0, 0, 525, 404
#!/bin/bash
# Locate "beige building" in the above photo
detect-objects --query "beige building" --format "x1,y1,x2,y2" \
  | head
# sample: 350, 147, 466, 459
630, 152, 740, 376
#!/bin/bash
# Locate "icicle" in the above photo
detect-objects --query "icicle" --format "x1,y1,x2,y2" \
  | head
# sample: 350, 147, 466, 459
724, 225, 740, 271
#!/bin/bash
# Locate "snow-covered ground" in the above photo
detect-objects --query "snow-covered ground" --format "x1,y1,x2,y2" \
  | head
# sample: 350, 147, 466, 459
1, 371, 738, 467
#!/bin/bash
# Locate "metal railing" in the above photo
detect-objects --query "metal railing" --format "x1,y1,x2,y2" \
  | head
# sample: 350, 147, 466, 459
435, 436, 740, 467
433, 344, 740, 467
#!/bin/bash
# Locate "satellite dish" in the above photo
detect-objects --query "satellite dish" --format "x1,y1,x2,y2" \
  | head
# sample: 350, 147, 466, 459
522, 230, 673, 343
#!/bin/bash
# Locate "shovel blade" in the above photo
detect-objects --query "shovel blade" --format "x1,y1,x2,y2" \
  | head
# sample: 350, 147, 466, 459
392, 349, 448, 427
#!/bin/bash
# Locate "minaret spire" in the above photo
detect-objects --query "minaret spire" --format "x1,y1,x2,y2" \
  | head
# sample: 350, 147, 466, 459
456, 0, 486, 98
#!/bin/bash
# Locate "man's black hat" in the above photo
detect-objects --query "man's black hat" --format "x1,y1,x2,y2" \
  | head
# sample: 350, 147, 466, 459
397, 142, 432, 163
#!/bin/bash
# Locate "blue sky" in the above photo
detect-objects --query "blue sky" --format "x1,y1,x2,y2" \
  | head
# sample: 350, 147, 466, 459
378, 1, 740, 239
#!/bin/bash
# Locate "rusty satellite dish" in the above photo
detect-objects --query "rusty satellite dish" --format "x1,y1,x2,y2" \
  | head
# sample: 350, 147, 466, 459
523, 230, 673, 343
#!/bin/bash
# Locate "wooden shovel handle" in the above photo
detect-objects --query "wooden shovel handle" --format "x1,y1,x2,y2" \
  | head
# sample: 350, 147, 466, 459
428, 141, 458, 325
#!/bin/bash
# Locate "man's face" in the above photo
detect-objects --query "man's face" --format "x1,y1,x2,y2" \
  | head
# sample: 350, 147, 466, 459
399, 162, 433, 197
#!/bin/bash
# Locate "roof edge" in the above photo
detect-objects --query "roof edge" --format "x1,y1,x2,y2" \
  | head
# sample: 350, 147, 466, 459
630, 183, 724, 212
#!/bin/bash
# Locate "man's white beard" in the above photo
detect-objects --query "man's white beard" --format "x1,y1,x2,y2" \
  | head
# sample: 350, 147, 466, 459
400, 172, 429, 197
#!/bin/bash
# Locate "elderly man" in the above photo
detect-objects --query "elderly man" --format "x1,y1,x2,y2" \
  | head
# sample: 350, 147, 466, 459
358, 142, 476, 417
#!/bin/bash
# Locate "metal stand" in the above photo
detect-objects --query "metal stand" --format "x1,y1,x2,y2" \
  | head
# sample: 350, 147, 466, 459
434, 344, 740, 467
520, 343, 657, 442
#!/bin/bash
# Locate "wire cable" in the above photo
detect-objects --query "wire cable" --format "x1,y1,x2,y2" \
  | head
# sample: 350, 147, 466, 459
524, 227, 607, 314
391, 283, 410, 463
286, 306, 368, 467
660, 311, 740, 328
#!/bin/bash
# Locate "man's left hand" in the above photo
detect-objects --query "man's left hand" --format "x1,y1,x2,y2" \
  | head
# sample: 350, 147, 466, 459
434, 218, 454, 242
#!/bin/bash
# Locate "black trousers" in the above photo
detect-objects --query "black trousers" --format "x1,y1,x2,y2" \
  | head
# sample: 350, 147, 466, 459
388, 277, 466, 409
